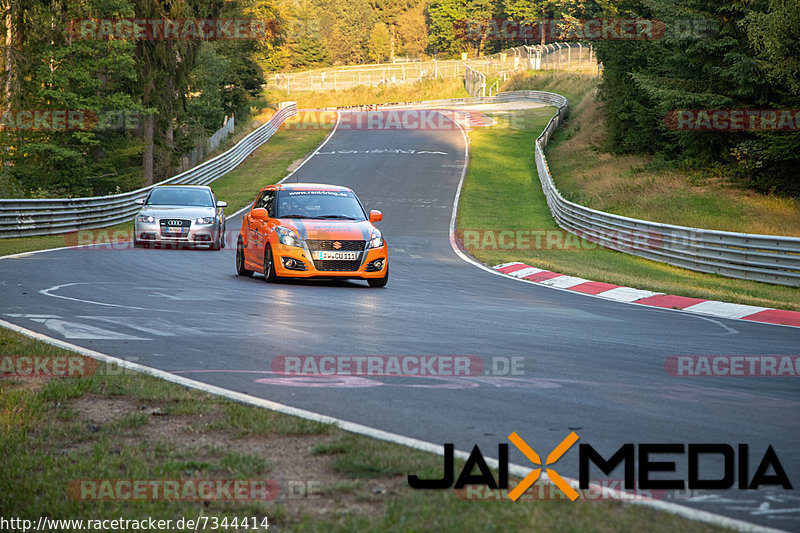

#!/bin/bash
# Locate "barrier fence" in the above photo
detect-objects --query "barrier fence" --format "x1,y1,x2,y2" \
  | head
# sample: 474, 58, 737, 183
268, 43, 596, 93
0, 103, 297, 238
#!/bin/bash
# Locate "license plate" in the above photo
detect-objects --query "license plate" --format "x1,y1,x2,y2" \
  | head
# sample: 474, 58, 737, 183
166, 226, 183, 233
315, 251, 357, 261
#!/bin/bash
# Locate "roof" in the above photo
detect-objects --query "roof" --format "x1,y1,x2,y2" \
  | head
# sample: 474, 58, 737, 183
265, 183, 353, 193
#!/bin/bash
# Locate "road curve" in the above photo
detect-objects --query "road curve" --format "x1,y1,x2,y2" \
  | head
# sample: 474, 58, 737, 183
1, 110, 798, 530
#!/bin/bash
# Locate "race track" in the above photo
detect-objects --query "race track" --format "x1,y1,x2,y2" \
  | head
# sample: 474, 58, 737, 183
2, 110, 798, 531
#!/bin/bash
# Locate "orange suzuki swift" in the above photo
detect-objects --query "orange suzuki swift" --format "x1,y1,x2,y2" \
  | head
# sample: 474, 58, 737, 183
236, 183, 388, 287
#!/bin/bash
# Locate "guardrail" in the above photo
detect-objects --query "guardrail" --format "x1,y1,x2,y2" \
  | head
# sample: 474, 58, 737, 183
0, 103, 297, 238
520, 90, 800, 287
463, 63, 486, 97
369, 91, 800, 286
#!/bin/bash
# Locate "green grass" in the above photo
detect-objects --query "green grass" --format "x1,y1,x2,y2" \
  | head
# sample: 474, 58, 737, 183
457, 105, 800, 312
0, 328, 730, 532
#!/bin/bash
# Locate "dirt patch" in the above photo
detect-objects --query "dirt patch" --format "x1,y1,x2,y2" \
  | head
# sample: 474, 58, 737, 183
65, 393, 405, 521
286, 157, 307, 173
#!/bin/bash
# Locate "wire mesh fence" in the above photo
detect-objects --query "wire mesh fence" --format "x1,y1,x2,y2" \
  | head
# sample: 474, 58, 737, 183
268, 43, 597, 93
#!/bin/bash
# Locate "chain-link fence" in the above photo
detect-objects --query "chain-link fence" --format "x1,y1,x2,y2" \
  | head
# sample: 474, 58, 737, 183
268, 43, 597, 93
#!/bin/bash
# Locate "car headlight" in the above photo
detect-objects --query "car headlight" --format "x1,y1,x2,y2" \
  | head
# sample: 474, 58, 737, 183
276, 226, 301, 247
195, 217, 216, 225
368, 228, 383, 249
136, 215, 154, 223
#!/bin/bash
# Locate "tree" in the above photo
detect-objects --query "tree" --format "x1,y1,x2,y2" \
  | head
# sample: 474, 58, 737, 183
426, 0, 467, 57
396, 2, 428, 58
368, 23, 391, 63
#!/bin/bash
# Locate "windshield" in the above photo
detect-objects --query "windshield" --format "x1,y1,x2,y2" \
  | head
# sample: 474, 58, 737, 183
276, 190, 366, 220
146, 187, 214, 207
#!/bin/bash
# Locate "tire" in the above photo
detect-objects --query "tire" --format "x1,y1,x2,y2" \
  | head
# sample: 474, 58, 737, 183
263, 245, 279, 283
367, 263, 388, 288
236, 239, 253, 277
211, 232, 221, 251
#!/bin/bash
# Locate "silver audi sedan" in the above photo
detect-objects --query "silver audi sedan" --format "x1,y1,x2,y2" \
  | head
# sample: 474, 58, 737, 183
133, 185, 227, 249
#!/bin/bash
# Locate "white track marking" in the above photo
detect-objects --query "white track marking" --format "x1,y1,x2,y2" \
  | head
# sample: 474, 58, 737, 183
78, 316, 201, 337
595, 286, 663, 302
39, 283, 148, 310
683, 301, 770, 320
5, 313, 60, 318
538, 275, 589, 289
27, 317, 146, 340
507, 267, 545, 278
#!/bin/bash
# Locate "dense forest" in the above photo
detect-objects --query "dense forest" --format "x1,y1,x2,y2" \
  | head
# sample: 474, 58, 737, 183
1, 0, 798, 199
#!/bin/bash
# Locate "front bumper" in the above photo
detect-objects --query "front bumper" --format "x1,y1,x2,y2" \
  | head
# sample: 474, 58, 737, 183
272, 242, 388, 279
134, 221, 221, 247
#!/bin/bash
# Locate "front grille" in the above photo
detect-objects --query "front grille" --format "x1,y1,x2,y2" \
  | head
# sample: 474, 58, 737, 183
313, 260, 362, 272
159, 218, 191, 227
307, 240, 365, 251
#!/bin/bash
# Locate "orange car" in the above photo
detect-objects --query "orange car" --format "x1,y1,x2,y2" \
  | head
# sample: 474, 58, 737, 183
235, 183, 388, 287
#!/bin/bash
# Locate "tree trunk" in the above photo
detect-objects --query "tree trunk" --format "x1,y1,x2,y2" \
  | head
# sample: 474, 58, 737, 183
142, 113, 154, 184
540, 8, 547, 46
390, 25, 395, 61
4, 5, 11, 110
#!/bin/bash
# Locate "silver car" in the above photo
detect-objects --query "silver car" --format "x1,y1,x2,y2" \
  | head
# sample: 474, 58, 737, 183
133, 185, 227, 250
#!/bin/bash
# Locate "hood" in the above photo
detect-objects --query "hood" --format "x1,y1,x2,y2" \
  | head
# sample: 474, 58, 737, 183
139, 205, 216, 219
278, 219, 374, 241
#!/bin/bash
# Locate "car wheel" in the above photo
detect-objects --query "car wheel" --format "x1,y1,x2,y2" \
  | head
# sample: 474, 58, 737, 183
263, 245, 279, 283
368, 263, 388, 288
211, 232, 221, 251
236, 239, 253, 277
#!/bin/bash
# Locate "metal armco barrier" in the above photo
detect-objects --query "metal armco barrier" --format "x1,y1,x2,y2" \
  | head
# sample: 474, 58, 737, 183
0, 103, 297, 238
463, 63, 486, 97
370, 90, 800, 286
521, 90, 800, 287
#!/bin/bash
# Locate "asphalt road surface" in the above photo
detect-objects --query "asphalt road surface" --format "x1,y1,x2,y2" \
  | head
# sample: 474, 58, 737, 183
2, 110, 799, 531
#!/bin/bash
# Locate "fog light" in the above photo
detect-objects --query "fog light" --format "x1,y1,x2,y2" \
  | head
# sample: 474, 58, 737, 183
284, 258, 296, 268
374, 260, 383, 269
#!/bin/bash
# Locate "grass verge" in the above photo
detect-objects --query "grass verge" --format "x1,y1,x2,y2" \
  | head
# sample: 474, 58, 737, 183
457, 89, 799, 311
504, 71, 800, 236
0, 327, 729, 531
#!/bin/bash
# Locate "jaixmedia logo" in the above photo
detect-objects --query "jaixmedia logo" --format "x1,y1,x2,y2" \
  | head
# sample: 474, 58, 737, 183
408, 433, 793, 501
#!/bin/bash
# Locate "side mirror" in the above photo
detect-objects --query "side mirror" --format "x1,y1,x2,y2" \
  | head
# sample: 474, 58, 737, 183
134, 198, 145, 205
369, 210, 382, 223
250, 208, 269, 220
216, 200, 227, 208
